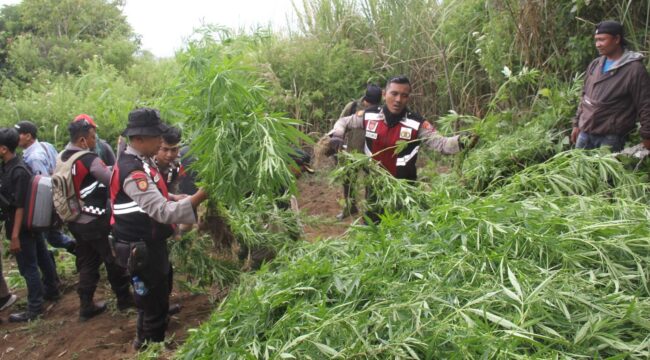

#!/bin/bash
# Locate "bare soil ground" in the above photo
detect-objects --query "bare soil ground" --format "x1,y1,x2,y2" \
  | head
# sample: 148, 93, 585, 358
0, 173, 349, 360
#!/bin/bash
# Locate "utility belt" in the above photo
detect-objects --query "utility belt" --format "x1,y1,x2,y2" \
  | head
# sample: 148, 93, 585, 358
110, 234, 148, 276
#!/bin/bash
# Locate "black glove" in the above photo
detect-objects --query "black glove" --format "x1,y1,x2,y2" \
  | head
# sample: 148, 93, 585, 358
459, 133, 479, 150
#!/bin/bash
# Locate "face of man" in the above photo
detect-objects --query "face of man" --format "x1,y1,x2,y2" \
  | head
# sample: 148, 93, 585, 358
384, 82, 411, 115
78, 128, 97, 150
17, 133, 32, 149
156, 141, 180, 167
133, 136, 163, 157
594, 33, 621, 57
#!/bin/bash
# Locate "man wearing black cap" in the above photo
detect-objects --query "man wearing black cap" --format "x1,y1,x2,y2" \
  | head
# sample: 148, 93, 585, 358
571, 20, 650, 151
109, 108, 208, 349
15, 121, 76, 272
334, 84, 382, 220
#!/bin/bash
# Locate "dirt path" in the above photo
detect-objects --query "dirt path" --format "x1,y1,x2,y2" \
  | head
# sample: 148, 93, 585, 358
0, 280, 215, 360
297, 174, 355, 240
0, 174, 350, 360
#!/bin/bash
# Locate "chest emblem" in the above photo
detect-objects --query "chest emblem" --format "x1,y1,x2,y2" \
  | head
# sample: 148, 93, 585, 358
399, 127, 412, 140
366, 121, 378, 132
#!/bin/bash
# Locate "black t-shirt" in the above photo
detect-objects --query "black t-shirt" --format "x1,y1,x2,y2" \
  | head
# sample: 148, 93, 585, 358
0, 156, 32, 238
179, 146, 198, 195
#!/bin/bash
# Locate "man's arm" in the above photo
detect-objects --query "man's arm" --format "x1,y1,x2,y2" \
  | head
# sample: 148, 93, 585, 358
330, 114, 363, 139
123, 171, 206, 225
101, 140, 116, 166
9, 167, 30, 254
9, 208, 23, 254
88, 157, 111, 186
418, 121, 461, 155
630, 64, 650, 148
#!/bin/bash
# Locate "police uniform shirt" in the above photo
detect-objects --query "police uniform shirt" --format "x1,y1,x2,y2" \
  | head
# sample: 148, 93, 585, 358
122, 146, 197, 225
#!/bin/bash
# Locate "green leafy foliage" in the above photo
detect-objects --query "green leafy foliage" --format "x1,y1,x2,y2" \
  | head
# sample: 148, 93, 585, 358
0, 0, 137, 80
0, 58, 175, 146
178, 155, 650, 358
160, 30, 311, 207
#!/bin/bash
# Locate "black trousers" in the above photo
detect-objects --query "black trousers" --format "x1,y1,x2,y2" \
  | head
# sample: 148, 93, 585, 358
68, 216, 130, 300
135, 265, 173, 343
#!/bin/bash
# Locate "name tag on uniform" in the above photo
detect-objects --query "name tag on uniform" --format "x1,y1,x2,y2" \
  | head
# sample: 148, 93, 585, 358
366, 131, 378, 139
366, 121, 378, 132
399, 127, 412, 140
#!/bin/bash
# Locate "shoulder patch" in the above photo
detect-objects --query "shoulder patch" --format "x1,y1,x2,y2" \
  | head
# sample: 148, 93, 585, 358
130, 171, 149, 191
130, 171, 147, 181
136, 179, 148, 191
400, 118, 421, 131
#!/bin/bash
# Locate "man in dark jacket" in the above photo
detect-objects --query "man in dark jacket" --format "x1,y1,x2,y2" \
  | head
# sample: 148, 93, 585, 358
571, 20, 650, 151
61, 117, 133, 321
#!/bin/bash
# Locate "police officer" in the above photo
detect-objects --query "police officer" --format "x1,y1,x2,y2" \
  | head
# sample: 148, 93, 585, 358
109, 108, 208, 349
154, 125, 185, 193
61, 116, 133, 321
329, 76, 478, 222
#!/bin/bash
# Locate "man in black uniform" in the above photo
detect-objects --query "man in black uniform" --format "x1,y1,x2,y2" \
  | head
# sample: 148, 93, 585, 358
109, 108, 208, 349
61, 117, 133, 321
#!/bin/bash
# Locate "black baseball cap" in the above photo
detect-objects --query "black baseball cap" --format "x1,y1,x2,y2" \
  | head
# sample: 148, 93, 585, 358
122, 108, 169, 137
363, 84, 382, 105
595, 21, 626, 45
14, 120, 38, 138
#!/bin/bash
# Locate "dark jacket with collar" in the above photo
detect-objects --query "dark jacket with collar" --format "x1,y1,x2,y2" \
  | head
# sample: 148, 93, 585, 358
573, 50, 650, 138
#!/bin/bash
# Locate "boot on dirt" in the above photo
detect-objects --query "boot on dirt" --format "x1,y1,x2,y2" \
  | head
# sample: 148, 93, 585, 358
79, 295, 107, 321
116, 292, 136, 311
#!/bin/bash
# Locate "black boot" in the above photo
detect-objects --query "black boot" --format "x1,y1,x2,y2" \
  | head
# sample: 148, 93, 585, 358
9, 311, 41, 323
79, 295, 107, 321
117, 293, 136, 311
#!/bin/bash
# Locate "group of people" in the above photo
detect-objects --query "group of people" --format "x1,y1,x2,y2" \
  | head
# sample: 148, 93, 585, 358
0, 18, 647, 351
0, 108, 203, 350
329, 20, 650, 220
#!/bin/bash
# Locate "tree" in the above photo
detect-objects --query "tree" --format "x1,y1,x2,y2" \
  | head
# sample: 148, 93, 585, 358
0, 0, 139, 81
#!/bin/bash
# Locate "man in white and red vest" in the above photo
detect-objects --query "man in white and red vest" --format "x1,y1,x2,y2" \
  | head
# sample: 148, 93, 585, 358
328, 75, 477, 221
110, 108, 208, 350
60, 116, 133, 321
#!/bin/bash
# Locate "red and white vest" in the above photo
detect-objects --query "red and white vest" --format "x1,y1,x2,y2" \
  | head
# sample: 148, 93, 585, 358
363, 106, 423, 180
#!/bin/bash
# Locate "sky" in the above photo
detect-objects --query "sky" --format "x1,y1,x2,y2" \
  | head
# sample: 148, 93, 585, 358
0, 0, 298, 57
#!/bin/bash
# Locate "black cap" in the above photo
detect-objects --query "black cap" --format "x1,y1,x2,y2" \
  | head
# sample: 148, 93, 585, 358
122, 108, 168, 137
595, 20, 624, 37
363, 84, 382, 105
14, 120, 38, 138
